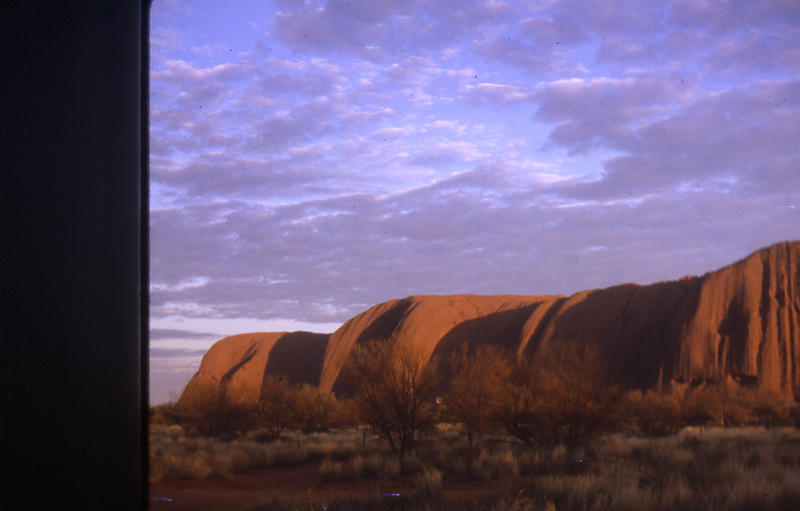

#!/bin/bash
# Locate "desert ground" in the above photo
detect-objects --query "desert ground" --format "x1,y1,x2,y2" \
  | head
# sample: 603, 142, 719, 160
149, 424, 800, 511
149, 461, 513, 511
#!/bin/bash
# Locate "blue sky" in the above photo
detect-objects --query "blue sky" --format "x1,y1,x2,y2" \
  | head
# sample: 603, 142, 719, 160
149, 0, 800, 403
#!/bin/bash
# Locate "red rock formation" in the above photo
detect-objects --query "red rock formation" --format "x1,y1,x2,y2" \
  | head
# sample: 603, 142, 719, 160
179, 241, 799, 403
318, 294, 558, 393
178, 331, 328, 406
674, 240, 799, 397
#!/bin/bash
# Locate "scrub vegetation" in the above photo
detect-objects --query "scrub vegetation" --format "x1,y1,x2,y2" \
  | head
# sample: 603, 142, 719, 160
150, 342, 800, 510
150, 425, 800, 510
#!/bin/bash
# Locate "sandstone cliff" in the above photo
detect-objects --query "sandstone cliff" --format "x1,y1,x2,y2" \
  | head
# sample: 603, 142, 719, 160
179, 241, 799, 403
178, 331, 328, 406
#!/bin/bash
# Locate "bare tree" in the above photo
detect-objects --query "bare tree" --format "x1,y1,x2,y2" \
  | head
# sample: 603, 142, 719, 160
254, 374, 297, 440
292, 383, 337, 433
445, 344, 513, 469
494, 354, 547, 447
623, 389, 682, 436
531, 342, 621, 454
494, 342, 620, 455
176, 380, 253, 438
344, 339, 439, 465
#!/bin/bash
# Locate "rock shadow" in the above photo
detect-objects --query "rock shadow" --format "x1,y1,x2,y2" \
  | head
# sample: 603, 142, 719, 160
265, 332, 330, 387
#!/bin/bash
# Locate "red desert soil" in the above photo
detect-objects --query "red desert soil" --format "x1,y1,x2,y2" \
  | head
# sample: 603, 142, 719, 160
148, 461, 515, 511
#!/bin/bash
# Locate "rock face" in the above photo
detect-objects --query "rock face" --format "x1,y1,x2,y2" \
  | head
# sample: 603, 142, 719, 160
179, 241, 800, 403
178, 332, 329, 405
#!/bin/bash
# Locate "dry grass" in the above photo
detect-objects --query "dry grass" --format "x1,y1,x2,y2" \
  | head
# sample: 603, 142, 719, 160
413, 467, 444, 499
152, 424, 800, 511
518, 426, 800, 511
149, 425, 366, 482
319, 453, 403, 483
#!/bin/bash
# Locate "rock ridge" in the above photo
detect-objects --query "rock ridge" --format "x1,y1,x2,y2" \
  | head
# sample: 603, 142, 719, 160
179, 241, 800, 403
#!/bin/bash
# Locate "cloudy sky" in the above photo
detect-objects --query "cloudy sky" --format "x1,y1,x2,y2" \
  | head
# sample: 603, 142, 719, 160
149, 0, 800, 403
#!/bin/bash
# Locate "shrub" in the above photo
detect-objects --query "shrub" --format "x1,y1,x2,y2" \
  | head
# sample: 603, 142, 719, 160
318, 454, 400, 483
400, 451, 426, 477
319, 458, 344, 483
790, 405, 800, 428
680, 385, 750, 427
490, 491, 547, 511
412, 467, 443, 499
343, 339, 439, 464
625, 390, 682, 436
749, 392, 793, 428
497, 342, 621, 454
293, 383, 338, 432
151, 426, 372, 483
150, 402, 182, 426
358, 453, 401, 480
445, 344, 513, 453
255, 374, 297, 440
175, 380, 254, 438
469, 447, 520, 481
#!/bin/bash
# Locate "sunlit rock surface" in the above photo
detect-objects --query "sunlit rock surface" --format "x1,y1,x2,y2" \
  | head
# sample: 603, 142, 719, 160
180, 241, 799, 403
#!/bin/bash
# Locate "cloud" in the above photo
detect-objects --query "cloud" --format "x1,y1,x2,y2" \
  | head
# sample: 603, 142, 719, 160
150, 347, 214, 359
255, 57, 346, 97
535, 76, 689, 154
270, 0, 517, 59
148, 0, 800, 330
270, 1, 410, 58
502, 1, 667, 68
152, 151, 331, 199
559, 0, 665, 37
150, 150, 800, 326
149, 328, 221, 341
152, 60, 255, 83
669, 0, 800, 34
247, 105, 335, 150
475, 36, 579, 75
373, 125, 417, 140
465, 83, 535, 104
550, 78, 800, 199
520, 15, 587, 47
408, 141, 483, 167
385, 56, 438, 86
701, 30, 800, 75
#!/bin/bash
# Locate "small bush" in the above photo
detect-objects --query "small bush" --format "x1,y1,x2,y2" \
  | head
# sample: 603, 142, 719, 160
318, 452, 405, 483
399, 451, 425, 476
490, 491, 548, 511
175, 380, 255, 438
680, 386, 751, 428
343, 340, 439, 463
788, 405, 800, 428
412, 467, 442, 499
150, 403, 182, 426
319, 459, 344, 483
150, 426, 372, 482
470, 447, 520, 481
625, 391, 682, 436
359, 453, 399, 480
487, 448, 519, 479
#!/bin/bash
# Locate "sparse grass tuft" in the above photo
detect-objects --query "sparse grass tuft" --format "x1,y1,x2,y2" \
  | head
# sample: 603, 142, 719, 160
150, 425, 367, 482
490, 491, 550, 511
413, 467, 443, 499
152, 423, 800, 511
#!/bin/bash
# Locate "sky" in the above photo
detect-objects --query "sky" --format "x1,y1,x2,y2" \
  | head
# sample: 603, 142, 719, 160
149, 0, 800, 404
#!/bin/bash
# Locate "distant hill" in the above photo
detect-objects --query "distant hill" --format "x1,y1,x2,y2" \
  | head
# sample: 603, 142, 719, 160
179, 241, 800, 405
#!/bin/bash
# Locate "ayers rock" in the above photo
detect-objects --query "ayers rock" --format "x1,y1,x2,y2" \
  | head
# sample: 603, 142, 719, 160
179, 241, 800, 405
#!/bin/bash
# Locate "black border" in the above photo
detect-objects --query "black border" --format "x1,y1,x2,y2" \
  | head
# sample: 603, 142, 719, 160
2, 2, 149, 508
